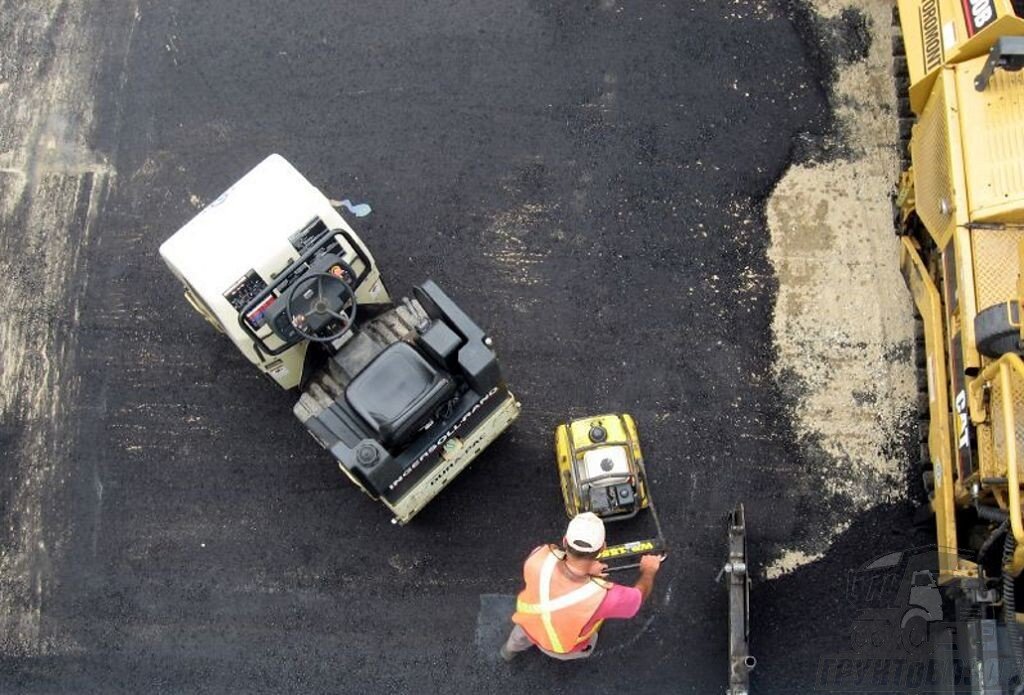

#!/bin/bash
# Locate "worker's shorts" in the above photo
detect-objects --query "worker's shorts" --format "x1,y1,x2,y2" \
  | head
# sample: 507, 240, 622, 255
504, 624, 599, 660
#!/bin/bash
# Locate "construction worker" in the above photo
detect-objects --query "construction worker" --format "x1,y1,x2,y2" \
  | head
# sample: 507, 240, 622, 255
500, 512, 664, 661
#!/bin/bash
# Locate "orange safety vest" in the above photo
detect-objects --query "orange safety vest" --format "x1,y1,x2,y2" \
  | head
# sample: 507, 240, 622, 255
512, 545, 611, 654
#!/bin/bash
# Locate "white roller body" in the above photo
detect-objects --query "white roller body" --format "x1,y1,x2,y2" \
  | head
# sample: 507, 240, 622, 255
159, 154, 390, 389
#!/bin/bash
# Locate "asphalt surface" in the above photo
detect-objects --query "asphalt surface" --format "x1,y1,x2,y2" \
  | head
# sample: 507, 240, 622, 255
0, 1, 927, 693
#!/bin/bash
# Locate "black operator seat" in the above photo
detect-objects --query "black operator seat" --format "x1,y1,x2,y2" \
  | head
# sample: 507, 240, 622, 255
345, 341, 456, 448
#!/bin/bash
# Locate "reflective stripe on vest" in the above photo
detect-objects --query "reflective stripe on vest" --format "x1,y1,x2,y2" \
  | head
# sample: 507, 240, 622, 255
512, 547, 609, 653
516, 562, 604, 615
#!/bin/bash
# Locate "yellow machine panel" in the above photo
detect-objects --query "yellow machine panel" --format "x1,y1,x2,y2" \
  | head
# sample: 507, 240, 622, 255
907, 53, 1024, 244
954, 55, 1024, 222
897, 0, 1024, 114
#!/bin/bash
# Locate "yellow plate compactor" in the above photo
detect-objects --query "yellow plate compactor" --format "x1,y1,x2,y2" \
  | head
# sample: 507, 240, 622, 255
555, 413, 665, 571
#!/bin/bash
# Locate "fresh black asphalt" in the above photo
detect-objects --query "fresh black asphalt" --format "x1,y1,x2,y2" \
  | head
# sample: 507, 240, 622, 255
0, 1, 929, 692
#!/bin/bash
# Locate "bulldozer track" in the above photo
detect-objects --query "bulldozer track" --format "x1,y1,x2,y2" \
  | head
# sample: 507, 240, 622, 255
893, 3, 933, 498
892, 5, 912, 167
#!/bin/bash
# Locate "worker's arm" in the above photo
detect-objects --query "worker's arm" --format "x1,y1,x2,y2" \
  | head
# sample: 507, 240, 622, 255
633, 554, 664, 604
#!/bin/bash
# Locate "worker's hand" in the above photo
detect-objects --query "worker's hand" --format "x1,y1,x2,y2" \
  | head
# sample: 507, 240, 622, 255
593, 560, 609, 577
639, 554, 666, 574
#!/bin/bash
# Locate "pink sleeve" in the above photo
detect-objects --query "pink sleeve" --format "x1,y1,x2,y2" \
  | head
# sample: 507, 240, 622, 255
592, 584, 643, 621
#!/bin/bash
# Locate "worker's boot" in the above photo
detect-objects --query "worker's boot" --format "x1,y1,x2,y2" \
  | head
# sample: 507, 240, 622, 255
499, 643, 518, 662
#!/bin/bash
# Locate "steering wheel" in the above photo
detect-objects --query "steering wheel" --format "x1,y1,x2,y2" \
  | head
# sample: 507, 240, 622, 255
284, 271, 357, 343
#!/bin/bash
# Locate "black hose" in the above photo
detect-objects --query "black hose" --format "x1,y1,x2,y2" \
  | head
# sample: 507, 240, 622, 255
1003, 533, 1024, 688
979, 520, 1010, 565
978, 503, 1010, 523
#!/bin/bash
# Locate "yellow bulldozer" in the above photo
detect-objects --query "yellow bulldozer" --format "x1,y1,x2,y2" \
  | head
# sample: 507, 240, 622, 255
894, 0, 1024, 686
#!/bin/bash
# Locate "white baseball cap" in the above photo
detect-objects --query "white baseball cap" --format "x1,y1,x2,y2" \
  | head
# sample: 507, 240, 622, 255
565, 512, 606, 552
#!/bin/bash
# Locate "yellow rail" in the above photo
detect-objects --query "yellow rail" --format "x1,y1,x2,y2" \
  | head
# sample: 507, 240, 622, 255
975, 353, 1024, 573
999, 359, 1024, 543
900, 238, 968, 582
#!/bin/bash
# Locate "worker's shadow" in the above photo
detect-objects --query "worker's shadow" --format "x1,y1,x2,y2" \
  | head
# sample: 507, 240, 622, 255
476, 594, 517, 662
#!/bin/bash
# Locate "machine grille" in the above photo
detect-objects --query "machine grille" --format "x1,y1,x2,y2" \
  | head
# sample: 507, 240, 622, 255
989, 366, 1024, 479
971, 228, 1024, 310
913, 72, 957, 243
